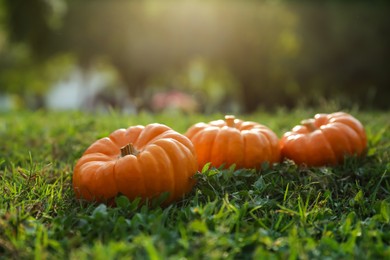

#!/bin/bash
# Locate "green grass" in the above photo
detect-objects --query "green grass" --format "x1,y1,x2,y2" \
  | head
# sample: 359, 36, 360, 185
0, 108, 389, 259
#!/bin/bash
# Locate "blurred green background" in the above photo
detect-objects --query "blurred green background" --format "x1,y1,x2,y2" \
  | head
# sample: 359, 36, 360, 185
0, 0, 389, 113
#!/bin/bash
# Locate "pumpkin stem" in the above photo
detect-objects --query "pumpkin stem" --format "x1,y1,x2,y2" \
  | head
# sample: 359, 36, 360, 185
225, 115, 236, 127
120, 143, 139, 157
301, 119, 317, 132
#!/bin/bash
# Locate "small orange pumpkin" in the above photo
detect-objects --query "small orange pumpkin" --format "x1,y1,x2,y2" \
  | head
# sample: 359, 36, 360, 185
280, 112, 367, 166
73, 123, 198, 204
185, 115, 280, 170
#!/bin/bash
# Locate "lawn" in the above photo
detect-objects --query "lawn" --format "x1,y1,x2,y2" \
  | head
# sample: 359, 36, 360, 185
1, 108, 389, 259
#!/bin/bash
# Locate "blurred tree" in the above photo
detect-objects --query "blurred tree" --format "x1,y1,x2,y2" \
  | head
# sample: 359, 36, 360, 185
2, 0, 68, 60
293, 2, 390, 109
0, 0, 71, 108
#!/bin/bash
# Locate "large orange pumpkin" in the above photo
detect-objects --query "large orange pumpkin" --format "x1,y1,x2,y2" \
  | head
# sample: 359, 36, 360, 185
73, 123, 198, 204
280, 112, 367, 166
185, 115, 280, 170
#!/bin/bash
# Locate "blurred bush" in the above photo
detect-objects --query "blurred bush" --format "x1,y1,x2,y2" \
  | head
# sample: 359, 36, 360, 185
0, 0, 389, 112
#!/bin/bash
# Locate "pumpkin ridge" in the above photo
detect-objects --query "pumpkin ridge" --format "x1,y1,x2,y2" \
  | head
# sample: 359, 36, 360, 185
98, 161, 118, 200
194, 127, 218, 168
238, 121, 259, 131
153, 138, 182, 200
137, 147, 161, 200
255, 128, 279, 162
108, 128, 127, 148
79, 160, 117, 201
207, 129, 218, 166
280, 134, 293, 162
123, 125, 144, 148
210, 128, 229, 168
336, 119, 366, 153
319, 126, 345, 164
336, 122, 364, 155
74, 155, 114, 200
142, 142, 171, 200
292, 135, 309, 165
256, 130, 272, 163
242, 130, 267, 168
169, 138, 196, 197
119, 155, 146, 200
234, 119, 244, 129
331, 123, 356, 154
301, 119, 318, 132
307, 130, 334, 166
157, 130, 195, 152
83, 137, 118, 156
111, 159, 121, 199
331, 115, 366, 142
136, 158, 147, 200
135, 124, 171, 148
225, 127, 245, 168
157, 138, 177, 199
185, 123, 209, 140
150, 130, 171, 142
209, 119, 226, 127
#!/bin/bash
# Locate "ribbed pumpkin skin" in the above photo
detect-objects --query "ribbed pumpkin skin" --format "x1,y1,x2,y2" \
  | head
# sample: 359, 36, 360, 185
280, 112, 367, 166
73, 123, 198, 204
185, 116, 280, 170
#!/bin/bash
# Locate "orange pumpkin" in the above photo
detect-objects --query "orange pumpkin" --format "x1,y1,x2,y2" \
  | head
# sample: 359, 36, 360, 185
185, 115, 280, 170
280, 112, 367, 166
73, 123, 198, 204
